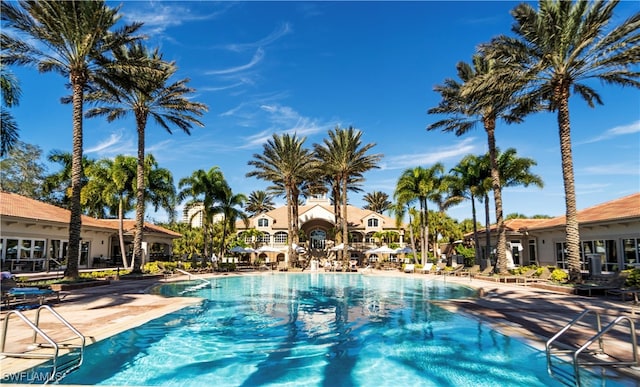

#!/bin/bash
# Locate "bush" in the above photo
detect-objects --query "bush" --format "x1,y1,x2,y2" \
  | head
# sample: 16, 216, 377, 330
550, 268, 568, 283
624, 268, 640, 288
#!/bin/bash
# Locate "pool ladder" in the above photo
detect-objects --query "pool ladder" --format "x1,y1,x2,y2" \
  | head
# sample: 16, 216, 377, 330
545, 308, 638, 386
1, 305, 86, 384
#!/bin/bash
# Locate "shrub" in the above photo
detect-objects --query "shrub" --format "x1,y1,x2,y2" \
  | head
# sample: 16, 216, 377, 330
624, 268, 640, 288
550, 268, 568, 283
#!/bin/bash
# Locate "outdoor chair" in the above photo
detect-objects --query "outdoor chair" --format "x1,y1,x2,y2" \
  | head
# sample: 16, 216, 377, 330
444, 265, 464, 276
419, 263, 433, 274
404, 264, 415, 273
2, 287, 61, 309
575, 272, 629, 297
457, 265, 480, 278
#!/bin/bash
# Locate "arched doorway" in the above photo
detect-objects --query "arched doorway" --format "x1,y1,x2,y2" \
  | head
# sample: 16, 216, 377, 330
310, 229, 326, 249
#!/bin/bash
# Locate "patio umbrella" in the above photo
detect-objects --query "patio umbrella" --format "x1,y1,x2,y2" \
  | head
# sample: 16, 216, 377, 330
230, 246, 255, 254
395, 246, 413, 254
256, 246, 282, 253
329, 243, 354, 251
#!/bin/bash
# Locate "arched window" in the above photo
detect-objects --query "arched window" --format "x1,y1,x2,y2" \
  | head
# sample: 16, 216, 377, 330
274, 232, 288, 244
257, 218, 269, 227
367, 218, 379, 227
310, 229, 326, 249
259, 232, 271, 244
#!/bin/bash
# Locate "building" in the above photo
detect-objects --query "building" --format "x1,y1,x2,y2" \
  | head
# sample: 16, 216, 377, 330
235, 195, 405, 266
472, 193, 640, 273
182, 202, 224, 228
0, 192, 181, 273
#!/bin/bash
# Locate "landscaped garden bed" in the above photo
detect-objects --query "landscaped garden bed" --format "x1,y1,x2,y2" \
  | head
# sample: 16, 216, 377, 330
50, 279, 110, 291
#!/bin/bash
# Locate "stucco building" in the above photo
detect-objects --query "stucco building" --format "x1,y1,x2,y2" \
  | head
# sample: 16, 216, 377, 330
0, 192, 181, 273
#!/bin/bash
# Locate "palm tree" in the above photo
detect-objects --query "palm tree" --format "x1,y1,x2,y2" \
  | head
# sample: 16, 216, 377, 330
178, 167, 227, 258
428, 54, 522, 274
314, 126, 381, 263
212, 184, 247, 257
392, 202, 419, 263
429, 184, 464, 261
42, 151, 95, 210
477, 0, 639, 281
394, 164, 444, 266
247, 133, 316, 267
245, 190, 276, 216
0, 66, 21, 157
144, 156, 177, 224
1, 1, 144, 279
85, 43, 207, 273
83, 155, 136, 267
363, 191, 392, 214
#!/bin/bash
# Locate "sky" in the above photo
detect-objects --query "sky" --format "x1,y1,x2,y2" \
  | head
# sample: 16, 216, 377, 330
8, 1, 640, 224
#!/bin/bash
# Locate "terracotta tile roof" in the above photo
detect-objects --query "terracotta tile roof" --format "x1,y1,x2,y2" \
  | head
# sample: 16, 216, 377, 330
470, 218, 548, 236
526, 192, 640, 231
0, 191, 181, 238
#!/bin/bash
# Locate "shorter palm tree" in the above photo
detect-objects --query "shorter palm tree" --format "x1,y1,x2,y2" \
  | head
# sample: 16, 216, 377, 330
245, 190, 275, 216
363, 191, 392, 214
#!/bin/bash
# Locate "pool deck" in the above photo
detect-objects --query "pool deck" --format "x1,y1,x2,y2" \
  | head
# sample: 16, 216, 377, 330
1, 270, 639, 384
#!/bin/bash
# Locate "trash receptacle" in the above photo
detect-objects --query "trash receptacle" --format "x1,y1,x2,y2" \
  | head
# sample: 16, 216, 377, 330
587, 254, 602, 276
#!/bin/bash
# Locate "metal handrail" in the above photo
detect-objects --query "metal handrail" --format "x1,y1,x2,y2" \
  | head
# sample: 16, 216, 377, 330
546, 308, 638, 386
573, 315, 638, 386
1, 305, 85, 384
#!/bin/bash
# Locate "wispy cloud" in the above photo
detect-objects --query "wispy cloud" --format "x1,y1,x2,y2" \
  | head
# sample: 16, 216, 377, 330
581, 163, 640, 175
124, 2, 235, 36
239, 104, 333, 148
381, 137, 478, 170
223, 23, 292, 52
579, 120, 640, 144
85, 131, 134, 155
206, 48, 265, 75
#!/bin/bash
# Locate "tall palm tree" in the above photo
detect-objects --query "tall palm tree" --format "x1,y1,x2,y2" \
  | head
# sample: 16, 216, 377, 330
394, 164, 444, 266
428, 54, 522, 274
1, 0, 144, 279
392, 202, 419, 263
245, 190, 275, 216
314, 127, 381, 263
211, 184, 247, 257
363, 191, 392, 214
83, 155, 136, 267
178, 167, 227, 258
247, 133, 316, 267
42, 151, 95, 209
85, 43, 207, 273
0, 66, 21, 157
477, 0, 639, 281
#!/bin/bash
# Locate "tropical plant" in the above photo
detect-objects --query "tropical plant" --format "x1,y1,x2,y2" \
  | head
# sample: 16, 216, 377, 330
178, 167, 227, 258
363, 191, 392, 214
1, 0, 144, 279
394, 164, 444, 266
0, 66, 21, 156
245, 190, 276, 216
85, 43, 207, 273
41, 151, 95, 209
211, 184, 247, 257
428, 53, 524, 274
474, 0, 639, 281
314, 126, 381, 263
247, 133, 316, 267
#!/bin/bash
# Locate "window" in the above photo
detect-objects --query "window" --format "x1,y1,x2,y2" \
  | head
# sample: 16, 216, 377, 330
2, 238, 46, 261
259, 232, 271, 244
581, 239, 617, 272
367, 218, 379, 227
365, 232, 376, 244
528, 239, 537, 265
623, 238, 640, 270
274, 232, 287, 244
258, 218, 269, 227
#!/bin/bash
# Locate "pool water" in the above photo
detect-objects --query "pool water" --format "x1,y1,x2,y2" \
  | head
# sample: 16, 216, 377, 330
59, 274, 631, 386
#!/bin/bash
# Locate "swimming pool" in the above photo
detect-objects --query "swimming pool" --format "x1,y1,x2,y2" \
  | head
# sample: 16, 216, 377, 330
59, 273, 631, 386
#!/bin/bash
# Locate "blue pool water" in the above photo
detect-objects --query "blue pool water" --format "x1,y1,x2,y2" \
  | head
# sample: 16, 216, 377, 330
60, 273, 632, 386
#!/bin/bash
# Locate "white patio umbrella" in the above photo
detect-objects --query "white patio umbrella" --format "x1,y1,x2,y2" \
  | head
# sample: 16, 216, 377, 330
329, 243, 354, 251
395, 246, 413, 254
230, 246, 255, 254
256, 246, 282, 253
366, 245, 397, 255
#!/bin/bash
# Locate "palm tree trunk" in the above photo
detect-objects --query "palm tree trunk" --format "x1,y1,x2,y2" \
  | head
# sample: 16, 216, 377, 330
342, 178, 349, 268
470, 194, 481, 268
132, 118, 147, 274
118, 197, 129, 268
64, 76, 85, 280
408, 213, 417, 264
556, 84, 581, 282
484, 195, 491, 271
423, 198, 430, 267
286, 185, 294, 268
484, 116, 507, 274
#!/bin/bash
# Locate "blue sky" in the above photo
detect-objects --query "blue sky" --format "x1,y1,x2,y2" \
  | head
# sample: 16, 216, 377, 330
10, 1, 640, 223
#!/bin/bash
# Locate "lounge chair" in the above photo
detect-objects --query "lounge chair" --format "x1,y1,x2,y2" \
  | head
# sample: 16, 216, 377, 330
457, 265, 480, 278
474, 266, 498, 282
444, 265, 464, 276
404, 264, 415, 273
575, 272, 629, 296
419, 263, 433, 274
2, 287, 61, 309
